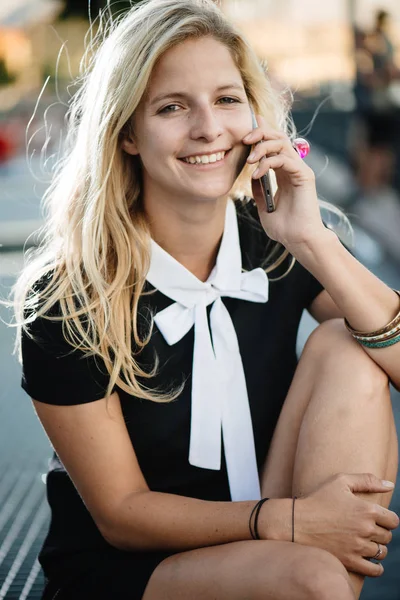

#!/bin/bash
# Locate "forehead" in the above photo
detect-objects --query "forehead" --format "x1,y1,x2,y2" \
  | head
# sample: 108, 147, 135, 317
147, 37, 243, 93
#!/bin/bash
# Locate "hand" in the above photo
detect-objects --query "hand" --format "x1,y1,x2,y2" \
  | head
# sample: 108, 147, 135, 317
242, 115, 326, 253
293, 473, 399, 577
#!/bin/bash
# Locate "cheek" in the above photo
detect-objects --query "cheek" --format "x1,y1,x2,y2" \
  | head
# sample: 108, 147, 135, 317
138, 134, 168, 172
145, 130, 175, 162
139, 135, 178, 181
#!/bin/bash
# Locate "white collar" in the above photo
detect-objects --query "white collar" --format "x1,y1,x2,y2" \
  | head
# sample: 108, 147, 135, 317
146, 199, 269, 500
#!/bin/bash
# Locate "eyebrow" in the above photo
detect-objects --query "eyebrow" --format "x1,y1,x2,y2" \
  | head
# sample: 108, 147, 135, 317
149, 83, 246, 106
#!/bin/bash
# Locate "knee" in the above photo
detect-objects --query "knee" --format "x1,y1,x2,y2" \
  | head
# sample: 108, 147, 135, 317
291, 548, 355, 600
306, 319, 390, 396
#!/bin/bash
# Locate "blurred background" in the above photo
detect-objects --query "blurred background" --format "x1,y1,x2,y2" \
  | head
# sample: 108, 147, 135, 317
0, 0, 399, 598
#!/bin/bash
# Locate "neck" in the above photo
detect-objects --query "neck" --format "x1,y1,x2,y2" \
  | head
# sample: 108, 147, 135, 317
144, 195, 228, 282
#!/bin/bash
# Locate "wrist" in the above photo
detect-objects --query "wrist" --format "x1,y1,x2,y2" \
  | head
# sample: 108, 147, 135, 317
286, 227, 339, 264
258, 498, 293, 542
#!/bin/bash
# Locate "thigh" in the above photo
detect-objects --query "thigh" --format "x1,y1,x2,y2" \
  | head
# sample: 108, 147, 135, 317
143, 540, 353, 600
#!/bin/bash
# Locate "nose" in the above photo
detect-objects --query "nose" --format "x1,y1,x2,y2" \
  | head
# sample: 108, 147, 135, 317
188, 105, 224, 142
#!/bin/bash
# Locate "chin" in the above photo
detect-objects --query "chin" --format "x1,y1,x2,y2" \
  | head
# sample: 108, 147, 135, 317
189, 192, 231, 204
188, 181, 236, 200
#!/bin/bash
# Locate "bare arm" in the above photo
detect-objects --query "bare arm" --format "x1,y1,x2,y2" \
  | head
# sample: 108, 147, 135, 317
32, 388, 398, 578
298, 229, 400, 391
32, 392, 255, 552
247, 113, 400, 391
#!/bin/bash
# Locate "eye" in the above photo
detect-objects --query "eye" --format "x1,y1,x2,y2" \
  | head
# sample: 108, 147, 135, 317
218, 97, 241, 104
158, 104, 181, 114
158, 97, 241, 113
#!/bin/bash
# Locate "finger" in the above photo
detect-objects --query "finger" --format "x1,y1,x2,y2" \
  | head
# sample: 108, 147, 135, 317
246, 139, 295, 164
251, 154, 310, 180
352, 558, 384, 578
363, 542, 388, 561
372, 526, 393, 545
243, 127, 285, 146
374, 504, 400, 530
345, 473, 396, 495
251, 114, 287, 141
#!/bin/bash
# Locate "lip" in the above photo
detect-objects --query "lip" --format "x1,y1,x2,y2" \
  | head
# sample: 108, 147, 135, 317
178, 148, 231, 168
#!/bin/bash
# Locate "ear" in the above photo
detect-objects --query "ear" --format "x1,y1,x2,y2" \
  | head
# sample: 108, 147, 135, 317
121, 135, 139, 156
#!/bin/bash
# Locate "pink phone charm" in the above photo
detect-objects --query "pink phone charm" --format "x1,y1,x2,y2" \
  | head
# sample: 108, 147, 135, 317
293, 138, 310, 159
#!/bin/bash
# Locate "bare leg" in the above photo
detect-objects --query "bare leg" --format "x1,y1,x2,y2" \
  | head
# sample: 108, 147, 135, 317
143, 539, 355, 600
143, 319, 370, 600
261, 319, 398, 598
144, 319, 396, 600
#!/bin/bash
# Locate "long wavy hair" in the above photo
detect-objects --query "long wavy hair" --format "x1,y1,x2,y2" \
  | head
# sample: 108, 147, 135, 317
12, 0, 350, 402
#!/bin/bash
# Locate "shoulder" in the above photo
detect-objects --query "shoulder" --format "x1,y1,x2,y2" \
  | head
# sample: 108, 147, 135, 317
22, 269, 88, 360
20, 271, 111, 405
22, 271, 66, 351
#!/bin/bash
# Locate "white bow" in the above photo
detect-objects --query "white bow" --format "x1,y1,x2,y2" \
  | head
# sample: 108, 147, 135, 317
146, 200, 269, 501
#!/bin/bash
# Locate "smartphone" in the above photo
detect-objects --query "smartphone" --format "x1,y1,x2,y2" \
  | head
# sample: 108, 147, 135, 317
249, 109, 275, 213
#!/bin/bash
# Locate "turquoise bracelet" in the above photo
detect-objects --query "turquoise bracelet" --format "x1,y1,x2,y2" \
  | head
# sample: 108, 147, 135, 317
357, 333, 400, 349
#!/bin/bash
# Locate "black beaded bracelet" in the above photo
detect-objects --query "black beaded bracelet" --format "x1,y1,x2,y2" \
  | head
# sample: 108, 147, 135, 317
292, 496, 297, 543
249, 501, 259, 540
254, 497, 270, 540
249, 498, 270, 540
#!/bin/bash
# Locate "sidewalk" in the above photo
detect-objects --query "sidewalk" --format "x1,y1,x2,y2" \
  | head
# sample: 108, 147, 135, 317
0, 155, 47, 248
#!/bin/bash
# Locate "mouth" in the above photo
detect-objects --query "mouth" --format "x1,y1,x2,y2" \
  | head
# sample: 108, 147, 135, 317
178, 149, 232, 168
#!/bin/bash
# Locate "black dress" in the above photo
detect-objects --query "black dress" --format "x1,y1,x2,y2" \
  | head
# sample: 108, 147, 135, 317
20, 202, 324, 599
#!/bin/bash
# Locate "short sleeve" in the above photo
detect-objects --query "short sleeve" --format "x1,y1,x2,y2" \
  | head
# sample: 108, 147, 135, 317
21, 308, 111, 406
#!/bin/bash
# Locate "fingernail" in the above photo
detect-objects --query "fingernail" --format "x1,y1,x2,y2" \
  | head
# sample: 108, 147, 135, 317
382, 480, 395, 488
248, 152, 256, 160
252, 168, 260, 178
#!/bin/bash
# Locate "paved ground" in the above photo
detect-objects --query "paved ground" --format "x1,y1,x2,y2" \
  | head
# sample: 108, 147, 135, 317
0, 269, 50, 599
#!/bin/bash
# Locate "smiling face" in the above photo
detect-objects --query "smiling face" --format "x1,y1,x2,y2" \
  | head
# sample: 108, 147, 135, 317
122, 36, 253, 209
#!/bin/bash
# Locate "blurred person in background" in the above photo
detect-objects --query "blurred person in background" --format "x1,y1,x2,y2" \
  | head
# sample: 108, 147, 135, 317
11, 1, 400, 599
352, 10, 400, 195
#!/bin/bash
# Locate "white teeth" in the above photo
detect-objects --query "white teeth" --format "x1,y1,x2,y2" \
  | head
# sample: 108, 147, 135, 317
183, 150, 226, 164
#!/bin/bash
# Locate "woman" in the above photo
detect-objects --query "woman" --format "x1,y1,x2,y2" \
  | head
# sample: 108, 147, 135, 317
13, 0, 399, 598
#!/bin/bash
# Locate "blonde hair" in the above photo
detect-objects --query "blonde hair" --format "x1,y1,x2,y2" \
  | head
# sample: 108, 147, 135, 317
13, 0, 350, 402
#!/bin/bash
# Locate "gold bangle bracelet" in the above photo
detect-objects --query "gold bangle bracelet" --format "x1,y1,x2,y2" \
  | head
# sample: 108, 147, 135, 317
345, 290, 400, 338
352, 322, 400, 342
